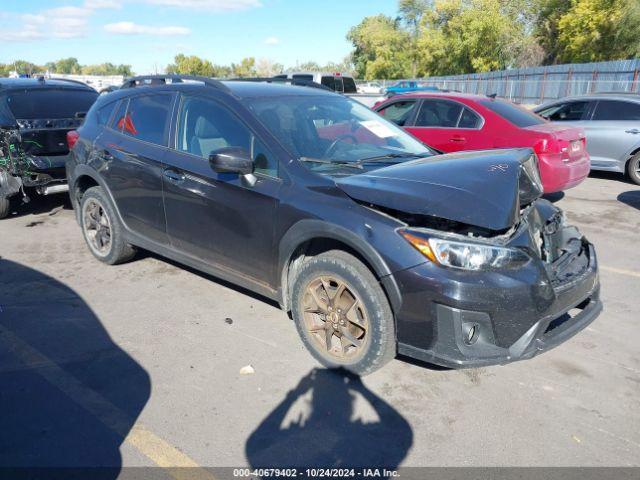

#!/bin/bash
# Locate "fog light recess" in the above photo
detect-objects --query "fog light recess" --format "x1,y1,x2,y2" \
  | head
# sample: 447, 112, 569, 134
464, 324, 480, 345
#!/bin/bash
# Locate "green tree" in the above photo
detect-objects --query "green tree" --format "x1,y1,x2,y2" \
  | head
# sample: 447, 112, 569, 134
555, 0, 640, 63
51, 57, 82, 74
231, 57, 257, 78
398, 0, 431, 76
347, 14, 411, 80
166, 54, 216, 77
417, 0, 534, 75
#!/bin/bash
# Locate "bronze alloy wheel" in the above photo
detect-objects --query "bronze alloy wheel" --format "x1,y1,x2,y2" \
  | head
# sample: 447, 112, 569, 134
301, 275, 369, 361
82, 198, 112, 257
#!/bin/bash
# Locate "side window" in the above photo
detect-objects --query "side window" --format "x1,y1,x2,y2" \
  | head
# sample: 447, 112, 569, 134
377, 101, 418, 126
321, 76, 336, 91
110, 99, 128, 132
121, 94, 173, 146
539, 101, 589, 121
343, 77, 357, 94
177, 95, 278, 177
415, 100, 463, 127
593, 100, 640, 121
97, 101, 117, 126
458, 107, 482, 128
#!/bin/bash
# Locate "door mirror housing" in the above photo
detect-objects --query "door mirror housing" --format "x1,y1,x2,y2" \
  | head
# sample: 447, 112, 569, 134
209, 147, 254, 175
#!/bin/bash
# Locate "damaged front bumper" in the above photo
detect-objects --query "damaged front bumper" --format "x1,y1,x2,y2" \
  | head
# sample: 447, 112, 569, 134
391, 205, 602, 369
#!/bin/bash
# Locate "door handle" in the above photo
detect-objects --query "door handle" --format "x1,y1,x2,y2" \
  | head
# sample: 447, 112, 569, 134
450, 136, 466, 142
163, 169, 185, 182
625, 129, 640, 134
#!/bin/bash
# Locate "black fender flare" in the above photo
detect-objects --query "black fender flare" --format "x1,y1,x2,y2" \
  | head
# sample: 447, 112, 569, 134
70, 165, 126, 227
278, 219, 402, 314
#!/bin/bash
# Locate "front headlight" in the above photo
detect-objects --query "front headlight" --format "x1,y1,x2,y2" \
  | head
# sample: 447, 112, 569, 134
399, 229, 530, 271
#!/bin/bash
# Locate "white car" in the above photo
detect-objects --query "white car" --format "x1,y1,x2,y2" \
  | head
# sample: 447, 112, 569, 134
357, 82, 383, 94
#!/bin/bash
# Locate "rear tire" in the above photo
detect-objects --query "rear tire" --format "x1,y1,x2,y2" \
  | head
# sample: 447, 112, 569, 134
627, 153, 640, 185
290, 250, 396, 375
0, 197, 9, 219
80, 186, 136, 265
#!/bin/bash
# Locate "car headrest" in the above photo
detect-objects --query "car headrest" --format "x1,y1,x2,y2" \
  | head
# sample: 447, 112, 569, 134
195, 116, 221, 139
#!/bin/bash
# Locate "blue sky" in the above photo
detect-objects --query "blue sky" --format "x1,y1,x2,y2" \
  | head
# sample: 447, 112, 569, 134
0, 0, 397, 74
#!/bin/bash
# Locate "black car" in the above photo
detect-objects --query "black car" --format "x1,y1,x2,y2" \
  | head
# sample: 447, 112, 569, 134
0, 77, 98, 218
67, 75, 602, 374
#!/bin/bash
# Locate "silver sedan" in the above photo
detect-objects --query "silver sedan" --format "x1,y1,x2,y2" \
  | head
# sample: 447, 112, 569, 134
535, 93, 640, 185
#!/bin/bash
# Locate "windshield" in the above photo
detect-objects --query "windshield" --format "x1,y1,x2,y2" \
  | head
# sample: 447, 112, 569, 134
244, 95, 432, 174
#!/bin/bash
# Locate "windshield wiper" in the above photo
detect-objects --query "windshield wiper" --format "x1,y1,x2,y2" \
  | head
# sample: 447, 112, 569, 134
355, 152, 428, 165
299, 157, 363, 169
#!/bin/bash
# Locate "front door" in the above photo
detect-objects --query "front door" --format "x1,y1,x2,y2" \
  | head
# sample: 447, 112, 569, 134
162, 93, 281, 287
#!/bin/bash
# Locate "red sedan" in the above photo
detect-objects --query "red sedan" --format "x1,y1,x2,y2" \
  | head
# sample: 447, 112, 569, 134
374, 93, 590, 193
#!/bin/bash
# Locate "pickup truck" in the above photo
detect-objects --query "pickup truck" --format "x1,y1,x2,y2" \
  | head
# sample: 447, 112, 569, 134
385, 81, 439, 96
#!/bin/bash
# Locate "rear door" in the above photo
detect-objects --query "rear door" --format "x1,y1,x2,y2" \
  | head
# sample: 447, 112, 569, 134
584, 99, 640, 171
162, 93, 281, 287
405, 99, 487, 152
98, 93, 175, 246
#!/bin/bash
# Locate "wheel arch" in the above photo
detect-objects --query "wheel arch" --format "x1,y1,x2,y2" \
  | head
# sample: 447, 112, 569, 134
278, 219, 402, 315
70, 165, 124, 226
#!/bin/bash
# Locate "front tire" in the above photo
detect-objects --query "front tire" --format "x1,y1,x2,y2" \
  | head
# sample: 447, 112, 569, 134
627, 153, 640, 185
290, 250, 396, 375
80, 186, 136, 265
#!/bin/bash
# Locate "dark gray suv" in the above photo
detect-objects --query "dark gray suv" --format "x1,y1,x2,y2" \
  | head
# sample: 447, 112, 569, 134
66, 75, 602, 374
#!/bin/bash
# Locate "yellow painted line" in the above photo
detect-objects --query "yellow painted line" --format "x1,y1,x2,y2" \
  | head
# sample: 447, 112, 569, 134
601, 265, 640, 279
0, 324, 216, 480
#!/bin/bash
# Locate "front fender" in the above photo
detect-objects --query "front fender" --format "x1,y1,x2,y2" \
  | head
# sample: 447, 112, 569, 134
277, 219, 402, 314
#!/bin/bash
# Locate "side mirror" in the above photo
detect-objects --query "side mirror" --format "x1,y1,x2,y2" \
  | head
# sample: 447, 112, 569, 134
209, 147, 254, 175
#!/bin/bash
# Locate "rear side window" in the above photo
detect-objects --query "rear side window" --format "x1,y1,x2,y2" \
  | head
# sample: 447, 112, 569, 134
120, 94, 173, 146
593, 100, 640, 121
415, 100, 463, 127
458, 108, 482, 128
6, 88, 98, 119
480, 99, 545, 128
378, 100, 418, 126
343, 77, 357, 94
97, 101, 117, 126
321, 76, 336, 91
538, 101, 589, 121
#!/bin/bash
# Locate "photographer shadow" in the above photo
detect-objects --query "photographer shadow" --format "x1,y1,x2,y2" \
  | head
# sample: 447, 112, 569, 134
246, 368, 413, 469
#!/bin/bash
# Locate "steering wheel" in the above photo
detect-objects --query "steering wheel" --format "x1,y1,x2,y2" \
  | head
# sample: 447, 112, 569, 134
324, 134, 359, 157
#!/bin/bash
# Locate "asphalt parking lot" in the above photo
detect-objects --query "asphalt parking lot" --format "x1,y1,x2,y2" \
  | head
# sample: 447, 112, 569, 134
1, 172, 639, 473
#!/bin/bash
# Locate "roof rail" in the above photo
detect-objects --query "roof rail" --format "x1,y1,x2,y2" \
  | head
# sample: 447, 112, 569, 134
229, 77, 333, 92
121, 74, 230, 93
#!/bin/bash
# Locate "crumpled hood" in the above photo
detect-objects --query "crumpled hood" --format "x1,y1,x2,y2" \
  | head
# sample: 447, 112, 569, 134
335, 148, 542, 231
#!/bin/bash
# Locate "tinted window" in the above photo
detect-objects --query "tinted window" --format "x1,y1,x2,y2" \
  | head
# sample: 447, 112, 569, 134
292, 74, 314, 82
177, 95, 278, 176
378, 100, 418, 126
111, 99, 128, 131
321, 76, 336, 90
120, 95, 173, 145
458, 107, 482, 128
593, 100, 640, 121
97, 101, 117, 126
6, 88, 98, 119
415, 100, 463, 127
343, 77, 357, 94
538, 101, 588, 121
480, 99, 545, 127
334, 77, 344, 93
